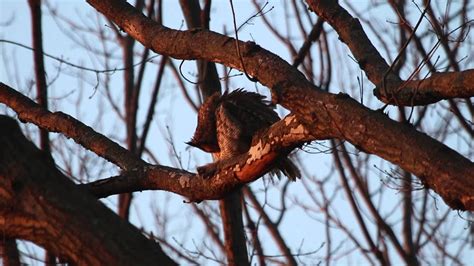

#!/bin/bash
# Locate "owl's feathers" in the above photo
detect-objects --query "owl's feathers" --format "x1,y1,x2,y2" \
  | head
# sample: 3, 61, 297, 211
188, 89, 300, 180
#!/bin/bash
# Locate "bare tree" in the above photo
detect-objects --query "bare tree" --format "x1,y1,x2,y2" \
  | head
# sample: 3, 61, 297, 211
1, 0, 472, 265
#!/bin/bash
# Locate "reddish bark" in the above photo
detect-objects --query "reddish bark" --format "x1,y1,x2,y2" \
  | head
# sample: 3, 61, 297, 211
374, 70, 474, 105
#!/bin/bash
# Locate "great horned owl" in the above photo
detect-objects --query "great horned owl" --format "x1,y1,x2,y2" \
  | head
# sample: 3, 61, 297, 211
187, 89, 300, 180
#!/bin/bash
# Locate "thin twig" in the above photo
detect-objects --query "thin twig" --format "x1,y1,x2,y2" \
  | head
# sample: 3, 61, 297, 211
0, 39, 158, 74
229, 0, 258, 82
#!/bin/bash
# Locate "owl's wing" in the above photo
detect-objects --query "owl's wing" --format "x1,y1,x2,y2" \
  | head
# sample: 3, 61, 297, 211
215, 89, 280, 157
215, 103, 249, 157
222, 89, 279, 132
211, 89, 301, 180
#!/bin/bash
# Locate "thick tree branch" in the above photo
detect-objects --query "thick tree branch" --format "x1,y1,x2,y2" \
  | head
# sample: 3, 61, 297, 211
0, 115, 176, 266
0, 83, 143, 170
305, 0, 473, 105
375, 69, 474, 105
83, 0, 474, 210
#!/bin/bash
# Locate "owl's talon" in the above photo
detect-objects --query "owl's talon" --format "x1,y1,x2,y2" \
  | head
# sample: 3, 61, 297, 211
197, 163, 218, 179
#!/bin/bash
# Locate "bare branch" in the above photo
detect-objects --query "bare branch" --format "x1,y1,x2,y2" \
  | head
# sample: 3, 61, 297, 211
374, 69, 474, 105
0, 115, 177, 265
306, 0, 473, 105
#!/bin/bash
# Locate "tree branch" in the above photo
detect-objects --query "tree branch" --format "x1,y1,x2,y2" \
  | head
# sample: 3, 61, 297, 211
374, 69, 474, 105
0, 115, 176, 266
0, 83, 143, 171
305, 0, 474, 105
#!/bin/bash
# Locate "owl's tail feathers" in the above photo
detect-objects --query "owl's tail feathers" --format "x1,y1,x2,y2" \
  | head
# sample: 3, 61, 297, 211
277, 157, 301, 181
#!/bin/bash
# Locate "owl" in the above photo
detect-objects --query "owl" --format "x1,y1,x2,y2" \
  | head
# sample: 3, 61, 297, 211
187, 89, 300, 180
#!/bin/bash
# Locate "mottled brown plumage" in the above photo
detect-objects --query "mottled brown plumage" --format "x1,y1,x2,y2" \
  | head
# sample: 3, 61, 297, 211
188, 89, 300, 180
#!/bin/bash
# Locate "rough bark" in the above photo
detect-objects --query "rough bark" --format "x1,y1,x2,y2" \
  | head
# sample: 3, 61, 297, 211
0, 115, 177, 266
374, 69, 474, 105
